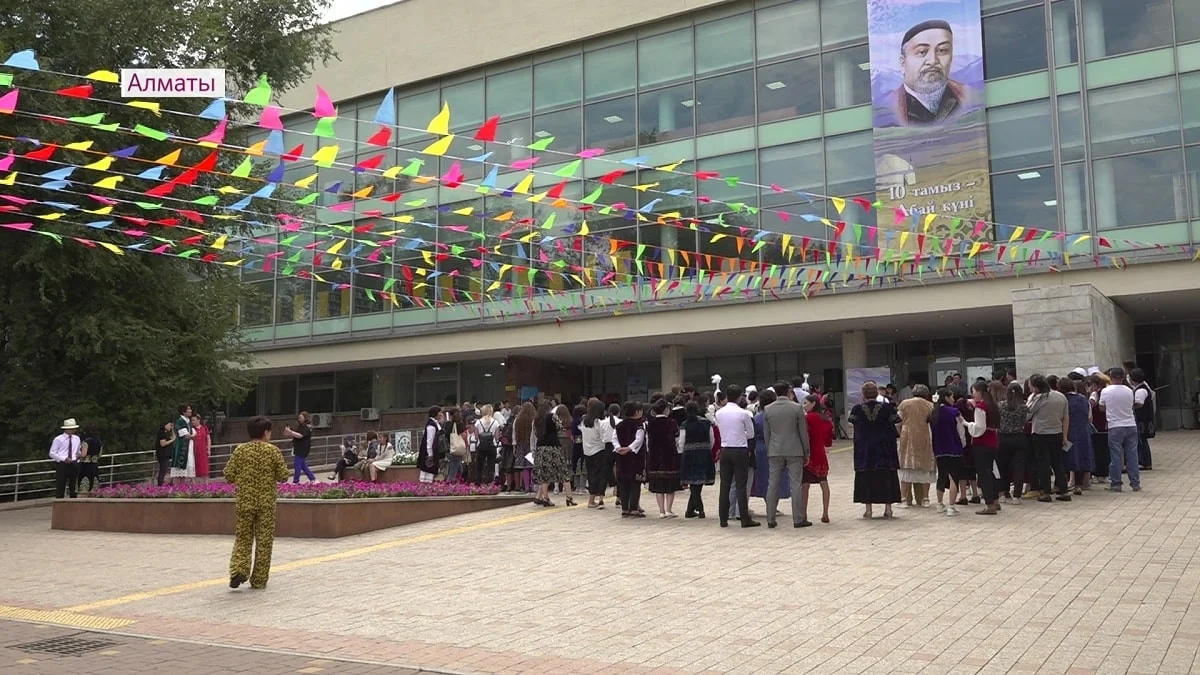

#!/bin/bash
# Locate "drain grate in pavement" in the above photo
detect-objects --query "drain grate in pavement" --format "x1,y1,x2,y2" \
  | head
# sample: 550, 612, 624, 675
14, 634, 119, 657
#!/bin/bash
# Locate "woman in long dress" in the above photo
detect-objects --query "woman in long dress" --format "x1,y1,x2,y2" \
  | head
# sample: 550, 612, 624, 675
679, 401, 715, 519
848, 382, 901, 519
801, 394, 834, 524
1061, 378, 1093, 494
896, 385, 935, 508
190, 415, 210, 484
511, 403, 536, 493
534, 404, 574, 507
931, 388, 968, 516
644, 398, 682, 518
170, 404, 196, 484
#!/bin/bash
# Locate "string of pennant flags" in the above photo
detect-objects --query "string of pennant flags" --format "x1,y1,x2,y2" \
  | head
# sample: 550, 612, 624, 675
2, 49, 1197, 319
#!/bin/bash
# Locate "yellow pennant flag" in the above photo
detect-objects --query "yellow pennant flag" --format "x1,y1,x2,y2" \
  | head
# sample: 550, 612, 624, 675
421, 134, 454, 157
295, 172, 319, 188
127, 101, 162, 116
311, 145, 339, 167
245, 140, 266, 156
382, 165, 402, 179
94, 175, 123, 189
36, 213, 63, 221
99, 242, 124, 255
1071, 234, 1091, 248
494, 211, 513, 222
64, 140, 94, 151
155, 149, 181, 166
85, 70, 120, 83
83, 156, 114, 171
351, 185, 375, 198
0, 172, 15, 186
386, 215, 414, 223
899, 231, 909, 248
1008, 226, 1024, 243
969, 241, 983, 258
579, 221, 589, 235
923, 214, 936, 233
453, 206, 474, 216
83, 206, 113, 215
331, 258, 344, 270
526, 192, 547, 203
413, 175, 435, 184
711, 233, 726, 243
211, 234, 228, 250
426, 102, 451, 135
327, 238, 348, 255
633, 182, 660, 192
655, 159, 685, 172
217, 185, 242, 194
513, 173, 535, 194
421, 250, 434, 266
487, 280, 502, 292
831, 196, 846, 214
781, 234, 792, 252
519, 232, 538, 243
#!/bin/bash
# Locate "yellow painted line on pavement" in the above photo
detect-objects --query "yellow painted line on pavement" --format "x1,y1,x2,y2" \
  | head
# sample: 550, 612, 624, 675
63, 505, 564, 613
0, 604, 136, 630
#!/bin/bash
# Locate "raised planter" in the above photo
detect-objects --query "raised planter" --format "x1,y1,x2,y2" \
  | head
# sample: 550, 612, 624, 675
51, 494, 532, 538
337, 465, 420, 483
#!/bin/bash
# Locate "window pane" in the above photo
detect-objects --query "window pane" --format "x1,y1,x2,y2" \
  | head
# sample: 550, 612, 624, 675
1058, 93, 1084, 162
1183, 73, 1200, 145
821, 0, 868, 48
821, 45, 870, 110
638, 83, 695, 144
988, 99, 1053, 172
638, 29, 693, 88
313, 272, 350, 318
1188, 146, 1200, 220
374, 366, 415, 410
992, 170, 1059, 232
241, 280, 273, 327
487, 68, 531, 118
1180, 0, 1200, 43
335, 370, 374, 412
535, 56, 582, 112
760, 140, 824, 209
1088, 78, 1180, 158
298, 388, 334, 415
756, 0, 819, 61
697, 152, 758, 244
585, 43, 636, 101
488, 117, 532, 167
1051, 0, 1079, 65
825, 131, 873, 196
1081, 0, 1174, 60
276, 275, 310, 324
584, 96, 636, 151
533, 107, 583, 155
696, 14, 753, 75
757, 56, 821, 122
1093, 149, 1187, 229
352, 261, 389, 316
442, 79, 484, 131
1060, 162, 1090, 233
396, 91, 437, 142
982, 0, 1040, 12
983, 7, 1047, 79
696, 70, 756, 134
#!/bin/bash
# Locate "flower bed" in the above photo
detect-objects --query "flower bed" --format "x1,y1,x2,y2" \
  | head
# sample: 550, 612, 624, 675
90, 480, 497, 500
54, 481, 527, 538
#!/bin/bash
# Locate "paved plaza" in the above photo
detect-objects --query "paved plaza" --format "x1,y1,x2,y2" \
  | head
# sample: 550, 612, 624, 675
2, 433, 1199, 674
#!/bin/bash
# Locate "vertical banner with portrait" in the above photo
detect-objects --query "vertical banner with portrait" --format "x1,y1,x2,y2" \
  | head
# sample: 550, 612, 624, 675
868, 0, 993, 238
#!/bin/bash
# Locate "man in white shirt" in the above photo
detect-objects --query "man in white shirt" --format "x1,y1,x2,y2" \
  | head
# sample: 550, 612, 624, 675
714, 385, 760, 529
1099, 368, 1141, 492
49, 418, 82, 499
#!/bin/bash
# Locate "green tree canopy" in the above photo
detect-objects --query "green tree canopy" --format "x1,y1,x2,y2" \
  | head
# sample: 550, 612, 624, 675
0, 0, 334, 460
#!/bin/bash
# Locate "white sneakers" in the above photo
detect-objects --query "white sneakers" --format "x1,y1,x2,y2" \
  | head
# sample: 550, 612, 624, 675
945, 506, 959, 517
936, 503, 947, 513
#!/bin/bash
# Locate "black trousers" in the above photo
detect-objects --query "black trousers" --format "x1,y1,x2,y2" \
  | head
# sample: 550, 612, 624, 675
718, 448, 751, 525
157, 457, 171, 485
1031, 433, 1067, 495
54, 462, 78, 498
973, 444, 999, 504
686, 484, 705, 516
76, 461, 100, 492
585, 450, 611, 497
617, 478, 641, 512
1137, 431, 1152, 469
1091, 432, 1110, 477
471, 450, 496, 485
998, 433, 1028, 497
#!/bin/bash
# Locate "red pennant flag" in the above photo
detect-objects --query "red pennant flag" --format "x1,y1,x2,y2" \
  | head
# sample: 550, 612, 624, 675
852, 197, 873, 211
546, 181, 567, 199
144, 182, 178, 197
354, 153, 385, 171
181, 234, 205, 245
365, 126, 391, 147
177, 210, 203, 223
24, 144, 57, 161
1098, 237, 1112, 248
694, 170, 720, 180
474, 115, 500, 142
202, 253, 219, 263
283, 144, 305, 162
192, 151, 219, 175
1022, 229, 1037, 243
57, 84, 94, 99
598, 169, 625, 184
380, 193, 403, 202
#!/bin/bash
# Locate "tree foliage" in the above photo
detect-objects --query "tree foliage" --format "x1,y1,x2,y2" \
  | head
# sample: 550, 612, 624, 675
0, 0, 334, 459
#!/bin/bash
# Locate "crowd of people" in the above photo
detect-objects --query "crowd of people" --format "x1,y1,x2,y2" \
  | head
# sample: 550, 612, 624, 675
412, 361, 1156, 528
154, 404, 212, 486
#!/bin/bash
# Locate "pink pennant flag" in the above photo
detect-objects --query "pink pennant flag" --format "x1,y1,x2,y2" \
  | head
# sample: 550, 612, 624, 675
893, 207, 906, 225
197, 117, 227, 145
777, 211, 790, 222
577, 148, 606, 158
972, 220, 988, 238
0, 89, 17, 114
1, 222, 33, 231
87, 194, 118, 205
313, 85, 336, 118
511, 157, 539, 170
328, 202, 353, 212
769, 183, 784, 193
0, 150, 13, 171
258, 104, 284, 130
441, 161, 464, 187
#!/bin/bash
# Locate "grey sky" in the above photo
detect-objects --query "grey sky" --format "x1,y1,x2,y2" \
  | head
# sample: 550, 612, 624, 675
323, 0, 401, 23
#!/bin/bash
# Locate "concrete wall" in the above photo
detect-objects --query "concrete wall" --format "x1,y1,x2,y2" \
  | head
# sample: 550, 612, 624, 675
503, 355, 587, 404
1011, 283, 1134, 377
279, 0, 738, 110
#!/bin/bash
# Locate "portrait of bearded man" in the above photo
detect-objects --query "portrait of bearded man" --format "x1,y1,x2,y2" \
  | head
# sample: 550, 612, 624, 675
889, 19, 967, 126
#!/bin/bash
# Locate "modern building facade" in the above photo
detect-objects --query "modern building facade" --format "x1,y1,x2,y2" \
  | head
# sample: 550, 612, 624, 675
226, 0, 1200, 437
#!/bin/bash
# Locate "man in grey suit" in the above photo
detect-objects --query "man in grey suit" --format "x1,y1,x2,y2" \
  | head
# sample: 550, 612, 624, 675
762, 381, 811, 528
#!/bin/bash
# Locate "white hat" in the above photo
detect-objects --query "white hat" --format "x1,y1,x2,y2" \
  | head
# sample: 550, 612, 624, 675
1071, 367, 1088, 377
1087, 367, 1101, 376
745, 385, 758, 394
61, 418, 79, 430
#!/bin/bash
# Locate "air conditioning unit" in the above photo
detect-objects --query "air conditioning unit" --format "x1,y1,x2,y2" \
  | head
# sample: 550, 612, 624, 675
310, 413, 333, 429
360, 407, 380, 421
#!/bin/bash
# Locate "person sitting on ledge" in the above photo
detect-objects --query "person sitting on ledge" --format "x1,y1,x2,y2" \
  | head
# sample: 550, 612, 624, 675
330, 436, 358, 481
368, 432, 396, 481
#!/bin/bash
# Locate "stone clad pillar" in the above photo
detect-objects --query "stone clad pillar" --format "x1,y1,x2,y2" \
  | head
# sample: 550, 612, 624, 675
661, 345, 684, 392
841, 330, 867, 370
1011, 284, 1134, 378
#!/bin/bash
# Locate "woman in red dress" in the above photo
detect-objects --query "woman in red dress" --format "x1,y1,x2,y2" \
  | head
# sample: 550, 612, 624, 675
802, 394, 834, 524
190, 414, 211, 483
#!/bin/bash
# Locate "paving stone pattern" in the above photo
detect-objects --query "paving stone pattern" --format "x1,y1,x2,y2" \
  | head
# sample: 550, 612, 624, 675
2, 433, 1199, 674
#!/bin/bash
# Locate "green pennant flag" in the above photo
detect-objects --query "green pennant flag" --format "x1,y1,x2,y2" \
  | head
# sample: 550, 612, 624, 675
528, 136, 555, 151
243, 74, 272, 106
450, 244, 465, 255
365, 289, 376, 302
554, 159, 582, 177
598, 205, 613, 215
527, 269, 537, 285
68, 112, 105, 125
635, 259, 644, 275
280, 235, 299, 247
751, 240, 766, 254
400, 159, 423, 177
192, 195, 220, 206
0, 73, 12, 87
580, 187, 603, 204
404, 198, 427, 207
950, 217, 963, 233
552, 260, 566, 269
287, 251, 303, 262
282, 265, 294, 275
295, 192, 319, 205
93, 122, 120, 132
541, 213, 556, 230
383, 278, 396, 292
724, 176, 740, 187
177, 249, 200, 258
853, 223, 863, 243
230, 157, 254, 178
331, 224, 353, 233
729, 202, 744, 212
133, 124, 169, 141
635, 244, 646, 260
313, 117, 337, 138
36, 230, 63, 244
133, 202, 162, 210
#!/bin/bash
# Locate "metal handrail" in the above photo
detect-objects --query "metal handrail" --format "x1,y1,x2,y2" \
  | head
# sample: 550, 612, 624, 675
0, 429, 421, 503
